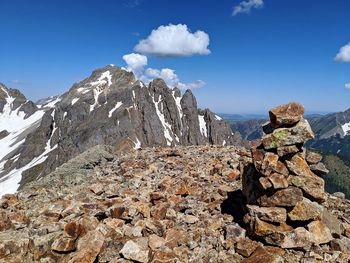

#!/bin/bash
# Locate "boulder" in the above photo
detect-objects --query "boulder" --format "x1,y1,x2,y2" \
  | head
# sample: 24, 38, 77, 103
309, 162, 329, 176
268, 173, 289, 189
241, 246, 284, 263
307, 220, 332, 245
305, 151, 322, 164
262, 119, 314, 149
269, 102, 305, 128
277, 145, 300, 157
235, 238, 260, 257
51, 235, 76, 253
0, 210, 13, 231
288, 175, 325, 202
68, 230, 105, 263
258, 187, 303, 207
268, 227, 315, 249
246, 205, 287, 223
119, 238, 149, 263
285, 153, 314, 177
288, 198, 323, 221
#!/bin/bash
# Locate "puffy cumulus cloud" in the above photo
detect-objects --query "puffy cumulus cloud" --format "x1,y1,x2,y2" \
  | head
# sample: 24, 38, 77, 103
335, 43, 350, 62
232, 0, 264, 16
134, 24, 211, 57
122, 53, 205, 89
345, 83, 350, 89
122, 53, 148, 79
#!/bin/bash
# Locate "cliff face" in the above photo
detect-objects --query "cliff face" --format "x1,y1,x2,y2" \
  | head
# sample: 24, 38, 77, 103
0, 66, 241, 195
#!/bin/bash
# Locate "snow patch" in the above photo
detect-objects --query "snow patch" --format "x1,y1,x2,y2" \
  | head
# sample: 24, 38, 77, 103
215, 114, 222, 121
90, 88, 103, 112
0, 94, 56, 196
90, 70, 113, 87
198, 115, 207, 137
71, 98, 79, 105
133, 137, 141, 149
108, 102, 123, 118
152, 94, 174, 146
43, 97, 61, 108
172, 91, 183, 120
341, 122, 350, 136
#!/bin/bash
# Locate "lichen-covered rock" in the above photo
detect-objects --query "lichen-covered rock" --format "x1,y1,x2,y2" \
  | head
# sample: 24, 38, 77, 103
288, 198, 323, 221
262, 119, 314, 149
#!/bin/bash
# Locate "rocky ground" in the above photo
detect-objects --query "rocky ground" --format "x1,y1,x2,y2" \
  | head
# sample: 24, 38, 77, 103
0, 143, 350, 263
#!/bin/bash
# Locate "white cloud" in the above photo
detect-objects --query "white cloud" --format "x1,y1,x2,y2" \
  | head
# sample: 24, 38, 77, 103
122, 53, 148, 79
232, 0, 264, 16
122, 53, 205, 89
9, 79, 26, 84
134, 24, 211, 57
335, 43, 350, 62
345, 83, 350, 89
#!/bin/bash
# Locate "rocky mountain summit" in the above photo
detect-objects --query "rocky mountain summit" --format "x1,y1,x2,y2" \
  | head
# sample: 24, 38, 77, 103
0, 65, 240, 196
1, 102, 350, 262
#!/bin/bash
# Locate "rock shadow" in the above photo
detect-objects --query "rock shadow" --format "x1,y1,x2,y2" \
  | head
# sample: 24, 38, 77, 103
221, 189, 247, 227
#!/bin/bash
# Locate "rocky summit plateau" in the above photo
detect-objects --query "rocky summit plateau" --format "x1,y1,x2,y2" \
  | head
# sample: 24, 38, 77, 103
0, 65, 241, 196
1, 102, 350, 263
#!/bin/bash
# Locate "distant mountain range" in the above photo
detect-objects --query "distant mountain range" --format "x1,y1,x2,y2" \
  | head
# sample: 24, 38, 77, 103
0, 65, 241, 196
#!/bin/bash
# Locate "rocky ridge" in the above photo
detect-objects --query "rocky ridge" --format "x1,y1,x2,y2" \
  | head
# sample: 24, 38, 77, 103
1, 103, 350, 262
0, 65, 240, 196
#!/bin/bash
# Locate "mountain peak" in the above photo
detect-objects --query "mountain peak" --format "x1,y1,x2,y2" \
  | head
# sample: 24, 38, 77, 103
0, 66, 239, 196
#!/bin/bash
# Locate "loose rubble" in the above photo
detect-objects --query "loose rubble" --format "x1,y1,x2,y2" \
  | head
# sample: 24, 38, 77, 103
0, 103, 350, 262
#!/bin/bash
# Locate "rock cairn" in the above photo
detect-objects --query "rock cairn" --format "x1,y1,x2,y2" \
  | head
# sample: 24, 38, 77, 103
242, 102, 333, 249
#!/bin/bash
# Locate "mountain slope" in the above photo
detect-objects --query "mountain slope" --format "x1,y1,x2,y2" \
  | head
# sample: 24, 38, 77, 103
0, 65, 241, 196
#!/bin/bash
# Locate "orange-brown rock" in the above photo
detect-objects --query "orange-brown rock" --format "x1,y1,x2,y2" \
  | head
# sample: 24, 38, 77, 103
307, 220, 332, 245
269, 102, 305, 128
285, 153, 315, 177
51, 235, 76, 253
0, 209, 12, 231
68, 230, 105, 263
241, 246, 284, 263
252, 217, 293, 237
267, 173, 288, 189
288, 174, 325, 202
247, 205, 287, 223
258, 187, 303, 207
235, 238, 260, 257
64, 221, 85, 239
288, 198, 323, 221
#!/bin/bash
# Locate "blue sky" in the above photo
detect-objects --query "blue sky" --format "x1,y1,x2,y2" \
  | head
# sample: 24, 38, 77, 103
0, 0, 349, 114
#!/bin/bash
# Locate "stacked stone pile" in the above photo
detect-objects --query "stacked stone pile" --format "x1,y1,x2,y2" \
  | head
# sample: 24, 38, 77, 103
242, 102, 335, 249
